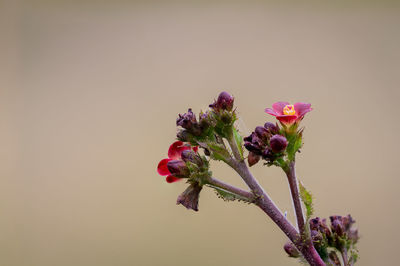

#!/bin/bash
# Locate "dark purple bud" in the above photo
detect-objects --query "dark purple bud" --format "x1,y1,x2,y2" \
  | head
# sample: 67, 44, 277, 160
283, 242, 300, 258
248, 152, 261, 167
331, 219, 344, 236
181, 150, 203, 166
177, 109, 197, 129
270, 134, 288, 153
342, 214, 355, 230
311, 230, 323, 242
310, 217, 320, 231
244, 143, 262, 155
264, 122, 279, 134
216, 91, 234, 111
255, 126, 269, 140
177, 109, 201, 135
204, 148, 211, 156
262, 148, 274, 159
243, 133, 254, 142
176, 183, 203, 211
167, 160, 189, 178
199, 111, 211, 129
329, 215, 339, 223
348, 228, 359, 243
320, 218, 332, 237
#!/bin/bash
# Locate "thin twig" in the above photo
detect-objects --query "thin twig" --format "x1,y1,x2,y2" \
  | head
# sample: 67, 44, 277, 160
207, 176, 254, 200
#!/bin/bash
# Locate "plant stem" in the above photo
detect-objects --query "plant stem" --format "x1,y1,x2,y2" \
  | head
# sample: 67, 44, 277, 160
226, 133, 325, 266
232, 160, 299, 239
207, 176, 254, 200
284, 161, 306, 236
341, 248, 349, 266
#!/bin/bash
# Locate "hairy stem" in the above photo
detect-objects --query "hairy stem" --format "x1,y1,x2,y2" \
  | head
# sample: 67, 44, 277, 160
284, 161, 306, 236
207, 176, 254, 200
226, 133, 325, 266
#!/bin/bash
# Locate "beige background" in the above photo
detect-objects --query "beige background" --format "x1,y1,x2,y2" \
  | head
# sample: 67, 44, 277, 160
1, 0, 400, 265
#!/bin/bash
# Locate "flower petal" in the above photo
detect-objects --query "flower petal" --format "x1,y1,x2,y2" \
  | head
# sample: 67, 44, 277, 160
272, 102, 290, 115
166, 175, 181, 183
192, 146, 198, 153
294, 102, 312, 117
157, 158, 172, 176
276, 115, 298, 125
265, 108, 278, 116
168, 141, 185, 159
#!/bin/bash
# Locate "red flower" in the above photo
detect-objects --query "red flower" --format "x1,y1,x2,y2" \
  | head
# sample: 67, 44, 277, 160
157, 141, 198, 183
265, 102, 312, 125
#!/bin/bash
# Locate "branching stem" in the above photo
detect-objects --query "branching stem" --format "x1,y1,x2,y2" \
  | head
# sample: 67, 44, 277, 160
224, 133, 325, 266
207, 176, 254, 200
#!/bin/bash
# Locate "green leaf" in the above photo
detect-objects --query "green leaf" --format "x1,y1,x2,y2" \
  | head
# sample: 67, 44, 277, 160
232, 128, 244, 159
299, 181, 314, 219
206, 142, 231, 163
285, 131, 303, 162
210, 186, 252, 203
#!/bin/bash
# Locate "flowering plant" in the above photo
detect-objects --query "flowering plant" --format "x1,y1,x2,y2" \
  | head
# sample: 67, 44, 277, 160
157, 92, 359, 265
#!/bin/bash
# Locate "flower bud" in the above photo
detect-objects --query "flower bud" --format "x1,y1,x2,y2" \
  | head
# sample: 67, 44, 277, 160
177, 109, 196, 129
310, 217, 321, 231
216, 91, 234, 111
341, 214, 355, 230
311, 230, 323, 242
255, 126, 269, 140
270, 134, 288, 153
262, 148, 273, 160
348, 228, 359, 243
331, 219, 344, 237
209, 91, 234, 111
167, 160, 189, 178
176, 183, 203, 211
244, 142, 262, 155
283, 242, 300, 258
264, 122, 279, 134
243, 132, 255, 142
248, 152, 261, 167
320, 218, 332, 237
181, 150, 203, 166
199, 111, 211, 129
177, 109, 202, 135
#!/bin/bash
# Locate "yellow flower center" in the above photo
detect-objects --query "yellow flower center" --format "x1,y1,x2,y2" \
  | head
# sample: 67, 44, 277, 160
283, 105, 296, 115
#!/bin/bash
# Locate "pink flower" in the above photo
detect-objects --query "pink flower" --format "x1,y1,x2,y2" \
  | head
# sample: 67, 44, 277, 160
265, 102, 312, 125
157, 141, 198, 183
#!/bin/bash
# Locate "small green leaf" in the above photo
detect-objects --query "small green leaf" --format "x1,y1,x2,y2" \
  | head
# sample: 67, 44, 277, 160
210, 186, 252, 203
232, 128, 244, 159
299, 181, 314, 219
208, 143, 230, 161
285, 131, 303, 162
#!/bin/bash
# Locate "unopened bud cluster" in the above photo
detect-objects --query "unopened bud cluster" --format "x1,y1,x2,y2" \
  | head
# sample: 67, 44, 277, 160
309, 215, 359, 263
244, 122, 288, 166
177, 91, 237, 145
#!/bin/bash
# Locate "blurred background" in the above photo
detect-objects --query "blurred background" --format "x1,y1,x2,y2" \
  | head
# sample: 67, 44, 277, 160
1, 0, 399, 265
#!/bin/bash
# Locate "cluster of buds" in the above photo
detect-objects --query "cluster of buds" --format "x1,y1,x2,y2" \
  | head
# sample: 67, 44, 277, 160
309, 215, 359, 263
244, 122, 288, 166
177, 91, 236, 144
176, 108, 213, 140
